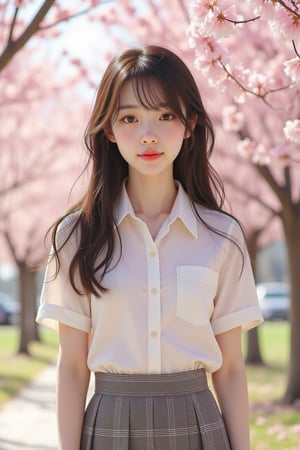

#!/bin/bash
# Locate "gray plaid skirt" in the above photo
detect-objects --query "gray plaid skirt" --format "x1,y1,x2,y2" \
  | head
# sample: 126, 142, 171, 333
80, 369, 231, 450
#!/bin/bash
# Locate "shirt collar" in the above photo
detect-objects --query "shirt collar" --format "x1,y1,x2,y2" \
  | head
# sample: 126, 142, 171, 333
114, 180, 136, 227
114, 180, 198, 239
168, 182, 198, 239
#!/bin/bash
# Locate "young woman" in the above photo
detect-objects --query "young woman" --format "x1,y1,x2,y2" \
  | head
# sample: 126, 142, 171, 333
36, 45, 263, 450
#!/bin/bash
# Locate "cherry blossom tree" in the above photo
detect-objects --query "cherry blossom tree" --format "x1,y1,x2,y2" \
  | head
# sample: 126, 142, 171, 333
0, 44, 88, 353
0, 0, 112, 72
0, 104, 87, 353
188, 0, 300, 404
0, 0, 110, 352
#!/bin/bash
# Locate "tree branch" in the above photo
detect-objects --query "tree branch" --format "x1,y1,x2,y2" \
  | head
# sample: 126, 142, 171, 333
292, 40, 300, 58
218, 58, 295, 109
0, 0, 56, 72
38, 5, 94, 30
8, 6, 19, 43
38, 0, 115, 31
225, 15, 260, 25
276, 0, 300, 19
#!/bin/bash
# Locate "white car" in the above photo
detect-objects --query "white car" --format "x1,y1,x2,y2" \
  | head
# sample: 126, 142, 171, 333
256, 282, 290, 321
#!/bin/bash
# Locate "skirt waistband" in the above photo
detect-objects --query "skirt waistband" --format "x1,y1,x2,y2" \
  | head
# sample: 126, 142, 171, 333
94, 369, 208, 396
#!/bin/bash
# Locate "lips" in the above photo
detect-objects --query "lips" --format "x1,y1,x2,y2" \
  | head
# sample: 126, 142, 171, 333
140, 149, 161, 156
138, 149, 162, 161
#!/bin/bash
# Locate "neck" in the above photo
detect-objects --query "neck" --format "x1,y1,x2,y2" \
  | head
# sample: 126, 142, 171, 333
126, 173, 177, 219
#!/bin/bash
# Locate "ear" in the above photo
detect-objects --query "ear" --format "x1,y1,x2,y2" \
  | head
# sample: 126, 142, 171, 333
184, 114, 198, 139
104, 127, 116, 143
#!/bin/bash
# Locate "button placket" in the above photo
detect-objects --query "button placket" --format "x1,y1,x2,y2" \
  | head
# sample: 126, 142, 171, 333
146, 242, 161, 373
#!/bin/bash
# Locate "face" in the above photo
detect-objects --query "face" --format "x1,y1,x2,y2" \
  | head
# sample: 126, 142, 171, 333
108, 80, 189, 180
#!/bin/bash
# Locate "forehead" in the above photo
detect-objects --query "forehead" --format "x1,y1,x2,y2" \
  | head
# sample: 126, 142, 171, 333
118, 78, 167, 109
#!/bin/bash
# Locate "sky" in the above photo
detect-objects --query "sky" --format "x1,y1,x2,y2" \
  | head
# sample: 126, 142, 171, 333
29, 0, 142, 102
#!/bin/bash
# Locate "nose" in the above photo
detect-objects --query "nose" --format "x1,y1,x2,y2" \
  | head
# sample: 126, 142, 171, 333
141, 137, 158, 144
141, 132, 158, 145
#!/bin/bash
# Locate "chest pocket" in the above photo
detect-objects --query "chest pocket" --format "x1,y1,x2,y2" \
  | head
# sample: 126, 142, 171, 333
176, 266, 218, 326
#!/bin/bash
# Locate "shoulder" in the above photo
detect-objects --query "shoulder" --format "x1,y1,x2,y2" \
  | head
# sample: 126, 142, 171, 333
56, 211, 82, 249
194, 205, 246, 246
195, 205, 239, 232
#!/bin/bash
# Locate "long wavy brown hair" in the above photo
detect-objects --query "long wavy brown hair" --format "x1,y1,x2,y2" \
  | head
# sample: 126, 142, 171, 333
50, 45, 242, 296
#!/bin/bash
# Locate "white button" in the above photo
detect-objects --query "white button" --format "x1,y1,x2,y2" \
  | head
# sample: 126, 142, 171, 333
149, 251, 156, 258
150, 288, 158, 295
150, 330, 158, 338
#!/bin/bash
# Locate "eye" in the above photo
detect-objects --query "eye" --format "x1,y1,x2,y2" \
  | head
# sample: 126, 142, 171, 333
160, 113, 176, 121
121, 115, 137, 123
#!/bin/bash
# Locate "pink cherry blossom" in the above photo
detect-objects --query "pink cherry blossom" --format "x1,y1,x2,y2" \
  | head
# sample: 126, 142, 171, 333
206, 6, 242, 38
14, 0, 34, 6
291, 424, 300, 434
236, 138, 256, 159
54, 8, 73, 22
247, 72, 268, 96
192, 35, 228, 84
88, 0, 102, 6
222, 105, 245, 131
218, 74, 247, 103
269, 7, 300, 41
269, 143, 291, 166
284, 57, 300, 83
189, 0, 220, 22
283, 120, 300, 144
195, 55, 225, 84
267, 54, 293, 88
252, 143, 271, 165
217, 63, 251, 102
189, 0, 300, 108
245, 0, 279, 20
197, 35, 226, 60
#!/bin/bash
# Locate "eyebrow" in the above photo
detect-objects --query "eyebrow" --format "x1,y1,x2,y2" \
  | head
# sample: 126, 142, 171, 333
118, 104, 139, 111
118, 103, 170, 111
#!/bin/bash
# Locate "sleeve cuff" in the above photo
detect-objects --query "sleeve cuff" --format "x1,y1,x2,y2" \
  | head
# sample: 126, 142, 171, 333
212, 306, 264, 335
36, 304, 91, 333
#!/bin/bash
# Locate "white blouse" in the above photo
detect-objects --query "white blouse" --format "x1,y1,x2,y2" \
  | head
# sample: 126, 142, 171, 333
36, 182, 263, 374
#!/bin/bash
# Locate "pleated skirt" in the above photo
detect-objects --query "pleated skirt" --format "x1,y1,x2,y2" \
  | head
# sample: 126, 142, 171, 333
80, 369, 231, 450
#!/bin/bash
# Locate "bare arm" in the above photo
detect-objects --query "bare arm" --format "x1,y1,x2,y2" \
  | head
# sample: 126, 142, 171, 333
212, 327, 250, 450
57, 323, 90, 450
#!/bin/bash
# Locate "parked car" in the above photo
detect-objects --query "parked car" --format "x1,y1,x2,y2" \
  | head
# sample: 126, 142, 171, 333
256, 282, 290, 321
0, 293, 20, 325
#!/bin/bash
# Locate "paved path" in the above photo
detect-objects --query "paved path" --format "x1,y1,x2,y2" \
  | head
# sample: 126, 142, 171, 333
0, 364, 58, 450
0, 364, 95, 450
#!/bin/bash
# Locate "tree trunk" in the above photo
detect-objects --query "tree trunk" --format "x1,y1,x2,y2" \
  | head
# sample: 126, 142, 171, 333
282, 215, 300, 404
245, 233, 264, 365
246, 327, 263, 364
17, 262, 39, 354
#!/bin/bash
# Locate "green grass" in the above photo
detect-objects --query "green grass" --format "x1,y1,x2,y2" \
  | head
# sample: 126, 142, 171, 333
0, 326, 58, 407
246, 321, 300, 450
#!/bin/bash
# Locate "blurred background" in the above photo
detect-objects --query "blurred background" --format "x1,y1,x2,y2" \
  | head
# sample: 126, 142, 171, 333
0, 1, 300, 448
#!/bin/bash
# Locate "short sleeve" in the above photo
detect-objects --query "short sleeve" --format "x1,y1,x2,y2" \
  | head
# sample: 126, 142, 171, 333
35, 215, 91, 332
211, 220, 263, 335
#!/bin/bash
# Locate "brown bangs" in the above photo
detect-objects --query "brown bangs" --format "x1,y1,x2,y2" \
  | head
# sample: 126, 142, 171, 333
132, 75, 182, 111
116, 74, 187, 126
